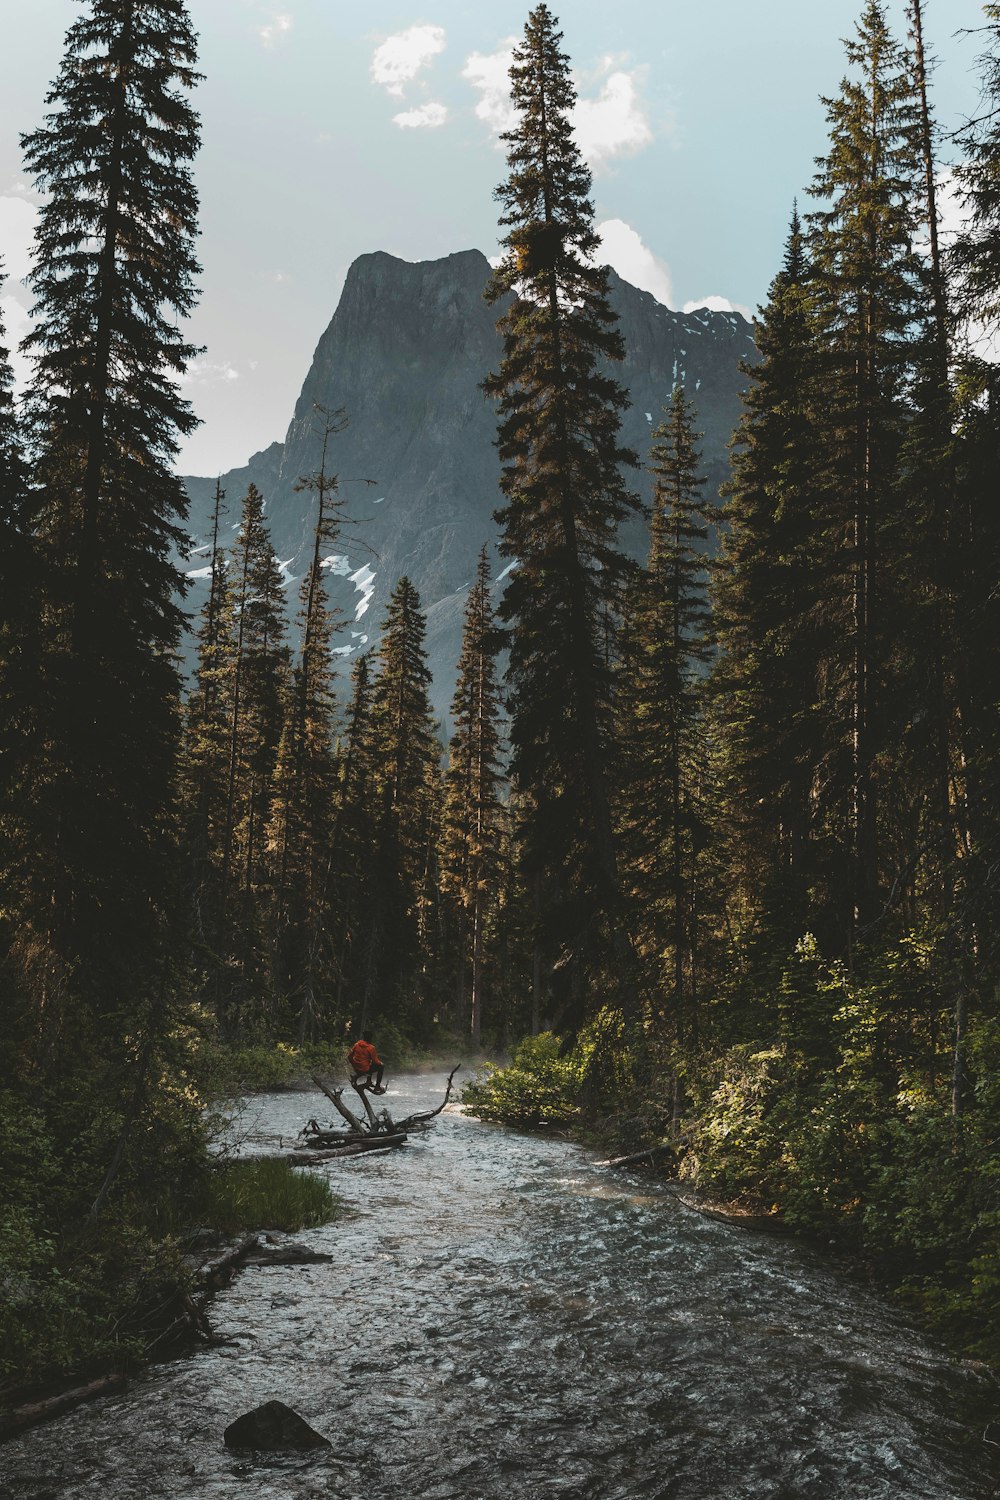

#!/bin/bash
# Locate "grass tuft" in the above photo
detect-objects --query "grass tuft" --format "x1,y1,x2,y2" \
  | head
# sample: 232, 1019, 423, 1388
200, 1158, 339, 1234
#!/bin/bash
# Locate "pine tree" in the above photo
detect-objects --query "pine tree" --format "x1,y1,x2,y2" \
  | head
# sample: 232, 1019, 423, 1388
219, 484, 289, 899
948, 3, 1000, 1102
806, 0, 923, 932
365, 576, 441, 1028
327, 653, 380, 1018
952, 5, 1000, 333
14, 0, 201, 1065
621, 388, 715, 1040
484, 4, 641, 1027
180, 479, 230, 957
0, 265, 31, 807
441, 548, 506, 1045
268, 423, 344, 1043
0, 266, 36, 1013
713, 211, 837, 951
195, 482, 290, 1031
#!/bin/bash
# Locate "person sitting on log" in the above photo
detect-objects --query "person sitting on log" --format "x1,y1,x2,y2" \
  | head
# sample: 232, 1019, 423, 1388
348, 1033, 386, 1094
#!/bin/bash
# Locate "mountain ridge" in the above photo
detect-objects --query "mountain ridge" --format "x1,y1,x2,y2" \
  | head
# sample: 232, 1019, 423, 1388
181, 247, 757, 725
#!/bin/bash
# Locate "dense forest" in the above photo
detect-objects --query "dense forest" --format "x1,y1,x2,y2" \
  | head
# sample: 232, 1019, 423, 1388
3, 0, 1000, 1391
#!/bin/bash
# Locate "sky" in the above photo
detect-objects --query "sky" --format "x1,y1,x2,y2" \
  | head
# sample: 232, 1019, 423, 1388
0, 0, 989, 476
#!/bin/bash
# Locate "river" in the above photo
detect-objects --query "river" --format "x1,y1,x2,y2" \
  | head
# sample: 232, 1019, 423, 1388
2, 1072, 997, 1500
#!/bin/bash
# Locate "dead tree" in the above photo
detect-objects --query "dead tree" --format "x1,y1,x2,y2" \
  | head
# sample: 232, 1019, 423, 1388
302, 1067, 461, 1148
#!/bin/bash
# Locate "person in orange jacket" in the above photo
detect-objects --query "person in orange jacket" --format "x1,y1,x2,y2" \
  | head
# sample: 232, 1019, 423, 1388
348, 1032, 386, 1094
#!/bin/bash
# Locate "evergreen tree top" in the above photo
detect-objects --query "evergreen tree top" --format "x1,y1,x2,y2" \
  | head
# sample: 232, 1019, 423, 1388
21, 0, 202, 460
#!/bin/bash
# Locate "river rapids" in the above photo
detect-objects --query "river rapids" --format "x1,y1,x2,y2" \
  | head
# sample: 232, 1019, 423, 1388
2, 1072, 997, 1499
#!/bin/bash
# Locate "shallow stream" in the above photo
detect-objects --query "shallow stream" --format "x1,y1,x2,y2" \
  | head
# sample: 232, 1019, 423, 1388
3, 1073, 997, 1499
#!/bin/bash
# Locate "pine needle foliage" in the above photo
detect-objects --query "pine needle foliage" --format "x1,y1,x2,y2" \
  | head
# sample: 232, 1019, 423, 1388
13, 0, 202, 1061
484, 4, 641, 1025
441, 547, 506, 1044
620, 388, 716, 1038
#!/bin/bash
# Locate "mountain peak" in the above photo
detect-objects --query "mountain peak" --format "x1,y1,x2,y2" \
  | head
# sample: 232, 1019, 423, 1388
183, 248, 756, 725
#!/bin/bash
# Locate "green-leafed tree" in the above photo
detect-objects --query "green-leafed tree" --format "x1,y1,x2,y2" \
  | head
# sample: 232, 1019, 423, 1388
365, 576, 441, 1032
441, 547, 506, 1046
952, 5, 1000, 335
219, 484, 289, 897
621, 388, 715, 1043
13, 0, 201, 1101
484, 4, 641, 1030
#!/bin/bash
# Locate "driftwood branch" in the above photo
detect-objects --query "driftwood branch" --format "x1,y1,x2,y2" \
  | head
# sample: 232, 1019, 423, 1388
598, 1143, 675, 1169
351, 1079, 381, 1130
0, 1375, 127, 1442
308, 1068, 460, 1145
312, 1075, 362, 1130
288, 1134, 408, 1163
394, 1065, 462, 1131
198, 1234, 260, 1289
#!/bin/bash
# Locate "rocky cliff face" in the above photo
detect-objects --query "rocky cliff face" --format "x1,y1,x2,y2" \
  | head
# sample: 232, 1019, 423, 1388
182, 248, 756, 726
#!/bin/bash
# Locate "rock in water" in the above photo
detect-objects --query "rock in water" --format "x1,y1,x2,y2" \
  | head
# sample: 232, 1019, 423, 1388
224, 1400, 331, 1451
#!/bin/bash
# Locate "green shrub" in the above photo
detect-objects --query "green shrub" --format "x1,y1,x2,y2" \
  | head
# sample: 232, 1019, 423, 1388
463, 1032, 584, 1127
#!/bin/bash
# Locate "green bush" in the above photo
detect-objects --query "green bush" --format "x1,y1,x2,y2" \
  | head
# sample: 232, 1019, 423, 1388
463, 1032, 584, 1127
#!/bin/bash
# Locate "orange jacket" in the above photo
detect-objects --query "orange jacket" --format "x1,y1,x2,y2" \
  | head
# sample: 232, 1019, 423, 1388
348, 1039, 381, 1072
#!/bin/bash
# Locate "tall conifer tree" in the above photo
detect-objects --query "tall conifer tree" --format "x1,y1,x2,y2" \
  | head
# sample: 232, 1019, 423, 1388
15, 0, 201, 1063
441, 548, 505, 1044
806, 0, 922, 932
622, 389, 714, 1038
268, 438, 343, 1042
365, 577, 441, 1027
181, 479, 230, 957
484, 4, 641, 1026
713, 212, 835, 949
0, 268, 31, 804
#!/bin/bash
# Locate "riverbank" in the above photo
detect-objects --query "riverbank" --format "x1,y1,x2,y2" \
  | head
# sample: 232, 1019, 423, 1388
462, 1031, 1000, 1374
197, 1036, 495, 1094
0, 1147, 341, 1426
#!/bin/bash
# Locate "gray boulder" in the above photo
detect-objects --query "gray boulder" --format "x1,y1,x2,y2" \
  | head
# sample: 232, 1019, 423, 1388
223, 1400, 331, 1451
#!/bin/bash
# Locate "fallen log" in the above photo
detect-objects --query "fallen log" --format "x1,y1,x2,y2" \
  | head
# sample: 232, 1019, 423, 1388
198, 1234, 260, 1289
598, 1143, 675, 1169
295, 1130, 360, 1148
0, 1373, 127, 1442
287, 1133, 408, 1164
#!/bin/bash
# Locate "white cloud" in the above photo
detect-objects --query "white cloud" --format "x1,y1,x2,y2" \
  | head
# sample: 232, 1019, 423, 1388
462, 40, 518, 136
393, 101, 448, 130
0, 194, 38, 285
0, 195, 39, 391
573, 70, 651, 169
935, 167, 1000, 362
0, 294, 32, 391
462, 48, 651, 170
682, 294, 754, 321
259, 12, 292, 46
181, 359, 240, 387
372, 25, 446, 98
596, 219, 673, 307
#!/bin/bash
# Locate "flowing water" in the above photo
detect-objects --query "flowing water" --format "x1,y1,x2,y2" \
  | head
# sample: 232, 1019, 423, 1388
3, 1073, 997, 1500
